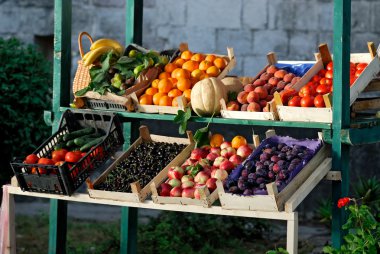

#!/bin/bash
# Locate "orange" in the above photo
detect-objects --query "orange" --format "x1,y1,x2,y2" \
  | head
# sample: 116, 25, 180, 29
159, 95, 172, 106
190, 77, 199, 87
231, 136, 247, 149
164, 63, 177, 73
206, 66, 221, 77
159, 72, 171, 79
177, 78, 191, 92
205, 54, 216, 63
210, 133, 224, 148
182, 60, 199, 72
139, 94, 153, 105
181, 50, 193, 61
200, 73, 210, 80
168, 88, 182, 98
174, 58, 186, 67
169, 77, 178, 87
172, 68, 190, 80
158, 78, 173, 93
151, 79, 160, 88
153, 92, 166, 105
191, 53, 205, 62
172, 96, 187, 107
199, 60, 213, 71
145, 87, 158, 96
183, 89, 191, 101
191, 69, 205, 80
214, 57, 227, 69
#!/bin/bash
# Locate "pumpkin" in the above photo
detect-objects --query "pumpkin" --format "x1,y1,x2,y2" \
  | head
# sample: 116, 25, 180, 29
221, 77, 244, 93
191, 77, 227, 116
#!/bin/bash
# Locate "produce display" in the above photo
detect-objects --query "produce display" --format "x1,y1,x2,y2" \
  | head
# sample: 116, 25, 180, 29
157, 134, 253, 199
225, 136, 322, 196
280, 61, 368, 108
95, 141, 186, 193
226, 65, 302, 112
138, 50, 230, 107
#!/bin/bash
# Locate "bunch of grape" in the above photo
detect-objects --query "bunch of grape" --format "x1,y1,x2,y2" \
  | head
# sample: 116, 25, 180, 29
226, 142, 312, 195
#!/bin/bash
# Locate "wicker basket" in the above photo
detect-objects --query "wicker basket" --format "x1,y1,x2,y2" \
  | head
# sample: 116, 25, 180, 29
73, 31, 93, 95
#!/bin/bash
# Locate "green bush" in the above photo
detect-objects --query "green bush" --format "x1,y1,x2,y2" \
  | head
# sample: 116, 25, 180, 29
0, 37, 52, 188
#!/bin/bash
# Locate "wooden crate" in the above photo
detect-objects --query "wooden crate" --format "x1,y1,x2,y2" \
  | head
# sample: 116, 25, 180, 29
87, 126, 194, 202
220, 52, 314, 121
217, 140, 330, 212
275, 42, 380, 123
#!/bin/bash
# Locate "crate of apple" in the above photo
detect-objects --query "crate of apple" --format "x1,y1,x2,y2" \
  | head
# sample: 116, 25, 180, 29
150, 134, 253, 207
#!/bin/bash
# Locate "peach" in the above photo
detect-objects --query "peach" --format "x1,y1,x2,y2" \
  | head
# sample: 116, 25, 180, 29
247, 91, 260, 103
269, 87, 277, 95
274, 69, 287, 79
259, 100, 268, 108
254, 86, 268, 99
284, 84, 293, 90
283, 73, 296, 83
263, 83, 273, 93
266, 65, 278, 74
241, 104, 249, 111
244, 84, 256, 92
253, 79, 266, 86
237, 91, 249, 104
277, 81, 287, 90
291, 77, 301, 85
226, 101, 240, 111
260, 72, 273, 81
266, 95, 274, 101
268, 77, 280, 86
247, 102, 261, 112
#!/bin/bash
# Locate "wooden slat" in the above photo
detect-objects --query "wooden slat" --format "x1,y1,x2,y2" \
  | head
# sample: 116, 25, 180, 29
5, 190, 16, 254
318, 43, 332, 67
352, 98, 380, 112
363, 80, 380, 92
286, 214, 298, 254
368, 42, 377, 59
325, 171, 342, 181
277, 106, 333, 123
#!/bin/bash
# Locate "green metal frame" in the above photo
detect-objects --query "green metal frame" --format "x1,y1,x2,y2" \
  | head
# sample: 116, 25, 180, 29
47, 0, 365, 252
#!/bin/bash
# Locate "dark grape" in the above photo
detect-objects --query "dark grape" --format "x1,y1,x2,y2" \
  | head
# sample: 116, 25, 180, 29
268, 171, 275, 179
238, 179, 246, 191
277, 143, 285, 150
248, 173, 257, 180
271, 155, 280, 162
256, 177, 265, 184
243, 189, 253, 195
229, 186, 239, 193
241, 169, 248, 178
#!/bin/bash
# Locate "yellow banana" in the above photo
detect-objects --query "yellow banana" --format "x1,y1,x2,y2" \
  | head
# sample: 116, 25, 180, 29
90, 38, 124, 55
83, 46, 114, 66
82, 50, 92, 62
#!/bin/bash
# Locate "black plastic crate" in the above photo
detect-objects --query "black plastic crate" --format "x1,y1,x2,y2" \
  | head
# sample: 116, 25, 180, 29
86, 99, 127, 112
10, 110, 124, 196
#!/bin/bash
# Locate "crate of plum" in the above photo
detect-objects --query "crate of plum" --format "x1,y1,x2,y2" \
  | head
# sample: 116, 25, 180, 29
150, 134, 255, 208
216, 134, 330, 212
10, 110, 124, 196
274, 43, 380, 123
87, 126, 193, 202
220, 52, 314, 121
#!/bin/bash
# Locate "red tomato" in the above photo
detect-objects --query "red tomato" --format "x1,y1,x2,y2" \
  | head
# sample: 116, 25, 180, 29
312, 75, 321, 82
65, 152, 82, 163
52, 149, 68, 162
316, 84, 330, 95
81, 152, 87, 157
326, 62, 333, 71
350, 75, 357, 86
25, 154, 39, 164
355, 69, 364, 78
280, 89, 298, 105
356, 63, 368, 71
325, 78, 333, 86
92, 146, 105, 160
318, 69, 327, 77
300, 95, 315, 107
314, 95, 326, 108
37, 158, 54, 174
55, 161, 65, 166
319, 78, 328, 85
299, 85, 316, 97
325, 70, 333, 79
288, 96, 302, 107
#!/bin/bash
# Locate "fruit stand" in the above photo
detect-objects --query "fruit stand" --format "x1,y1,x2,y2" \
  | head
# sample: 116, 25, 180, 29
3, 0, 380, 254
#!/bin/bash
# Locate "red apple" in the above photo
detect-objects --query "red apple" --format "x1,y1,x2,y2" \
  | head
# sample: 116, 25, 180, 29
211, 169, 228, 181
190, 148, 208, 161
206, 178, 217, 192
182, 187, 195, 198
168, 178, 181, 188
181, 181, 195, 189
170, 186, 182, 197
159, 183, 172, 196
221, 147, 236, 158
220, 141, 232, 150
181, 175, 194, 183
194, 188, 201, 199
202, 165, 212, 176
229, 154, 243, 166
237, 145, 253, 159
226, 101, 240, 111
184, 158, 198, 166
201, 145, 211, 152
194, 171, 210, 184
219, 160, 235, 171
210, 147, 221, 155
167, 166, 184, 180
213, 156, 227, 167
198, 158, 211, 167
206, 152, 219, 161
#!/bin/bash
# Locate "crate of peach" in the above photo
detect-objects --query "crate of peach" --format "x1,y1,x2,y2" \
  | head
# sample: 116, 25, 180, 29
220, 52, 314, 121
274, 43, 380, 123
150, 133, 255, 208
131, 43, 236, 114
216, 131, 331, 212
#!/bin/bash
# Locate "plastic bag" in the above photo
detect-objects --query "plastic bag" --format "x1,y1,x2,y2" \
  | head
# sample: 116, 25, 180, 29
0, 185, 10, 253
275, 63, 314, 77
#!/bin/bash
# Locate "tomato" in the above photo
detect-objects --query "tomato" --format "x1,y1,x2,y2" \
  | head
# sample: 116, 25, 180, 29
325, 70, 333, 79
319, 78, 328, 85
300, 95, 315, 107
312, 75, 321, 82
318, 69, 327, 77
314, 95, 326, 108
350, 75, 357, 86
81, 152, 87, 157
326, 62, 333, 71
65, 152, 82, 163
25, 154, 39, 164
326, 78, 333, 86
92, 146, 105, 160
37, 158, 54, 174
55, 161, 65, 166
299, 85, 315, 97
356, 63, 368, 71
280, 89, 298, 105
355, 69, 364, 78
288, 96, 302, 107
52, 149, 68, 162
316, 84, 330, 95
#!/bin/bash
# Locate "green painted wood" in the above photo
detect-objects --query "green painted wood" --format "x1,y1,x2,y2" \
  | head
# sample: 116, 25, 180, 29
331, 0, 351, 248
126, 0, 143, 45
48, 199, 67, 254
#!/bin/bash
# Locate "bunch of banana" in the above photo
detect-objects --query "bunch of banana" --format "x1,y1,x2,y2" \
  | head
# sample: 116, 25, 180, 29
82, 38, 124, 67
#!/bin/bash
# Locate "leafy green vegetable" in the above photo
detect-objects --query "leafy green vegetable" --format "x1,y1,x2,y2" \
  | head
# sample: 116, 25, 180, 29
173, 108, 192, 135
193, 126, 210, 148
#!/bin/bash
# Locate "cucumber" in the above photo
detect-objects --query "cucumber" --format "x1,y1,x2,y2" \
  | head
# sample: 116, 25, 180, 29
80, 136, 105, 152
74, 133, 103, 146
63, 127, 95, 142
66, 139, 76, 148
54, 142, 66, 150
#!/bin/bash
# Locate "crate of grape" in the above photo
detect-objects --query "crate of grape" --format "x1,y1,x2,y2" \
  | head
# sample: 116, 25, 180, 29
216, 134, 331, 212
10, 110, 124, 196
220, 52, 314, 121
274, 42, 380, 123
87, 126, 194, 203
150, 134, 255, 208
131, 43, 236, 115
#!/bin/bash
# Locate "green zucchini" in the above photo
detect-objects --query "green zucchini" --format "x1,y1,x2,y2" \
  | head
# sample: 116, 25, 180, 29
80, 136, 105, 152
74, 133, 103, 146
66, 139, 76, 147
63, 127, 95, 141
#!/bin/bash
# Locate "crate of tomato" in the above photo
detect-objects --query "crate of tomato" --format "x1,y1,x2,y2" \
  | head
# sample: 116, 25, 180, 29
10, 110, 124, 196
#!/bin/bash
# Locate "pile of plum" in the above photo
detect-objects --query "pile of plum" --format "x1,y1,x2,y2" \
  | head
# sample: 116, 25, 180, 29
225, 142, 313, 195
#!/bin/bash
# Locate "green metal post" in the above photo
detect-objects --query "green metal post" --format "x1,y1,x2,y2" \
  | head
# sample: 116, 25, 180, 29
126, 0, 143, 45
49, 0, 72, 253
331, 0, 351, 248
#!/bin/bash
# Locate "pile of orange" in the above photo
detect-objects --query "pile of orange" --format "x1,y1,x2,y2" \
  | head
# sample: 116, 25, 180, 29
138, 50, 229, 107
